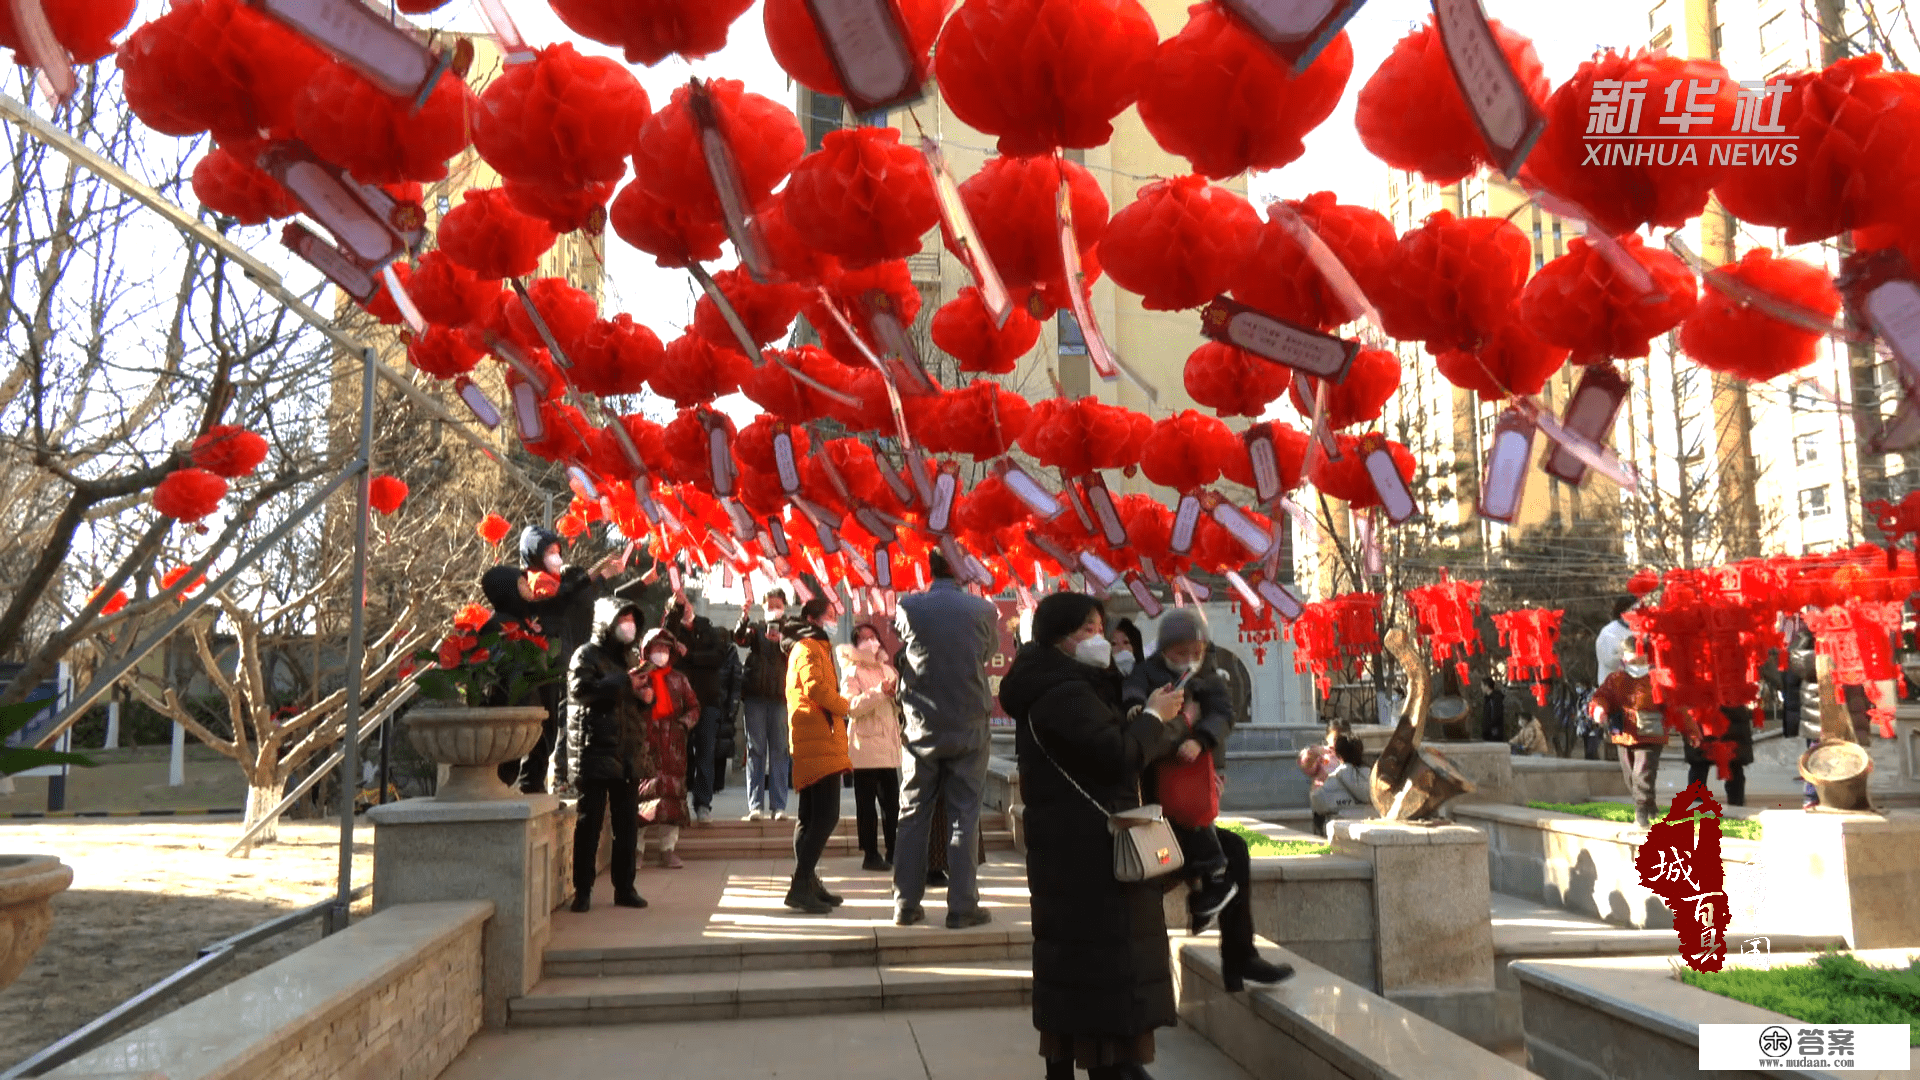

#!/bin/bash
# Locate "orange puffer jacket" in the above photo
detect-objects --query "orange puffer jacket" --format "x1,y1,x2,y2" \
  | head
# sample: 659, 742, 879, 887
787, 625, 853, 791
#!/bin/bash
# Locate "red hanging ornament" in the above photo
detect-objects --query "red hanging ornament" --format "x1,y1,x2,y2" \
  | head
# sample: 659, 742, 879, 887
1, 0, 135, 63
1519, 234, 1699, 360
294, 60, 476, 185
1182, 341, 1290, 419
503, 177, 614, 237
1138, 7, 1351, 180
1231, 191, 1396, 332
937, 382, 1033, 460
746, 346, 854, 423
692, 267, 807, 348
1374, 210, 1532, 354
1288, 348, 1399, 430
1017, 398, 1151, 476
1493, 607, 1565, 707
1355, 14, 1549, 184
955, 474, 1032, 543
805, 438, 893, 514
570, 314, 664, 396
804, 259, 921, 364
934, 0, 1158, 157
1678, 248, 1843, 382
1139, 410, 1237, 492
408, 326, 484, 380
153, 467, 228, 521
369, 475, 409, 515
1290, 601, 1344, 695
1220, 421, 1308, 494
547, 0, 753, 66
609, 173, 729, 268
783, 127, 941, 268
357, 261, 411, 326
117, 0, 324, 142
753, 191, 842, 287
735, 415, 809, 476
437, 188, 558, 280
955, 153, 1107, 318
663, 407, 736, 487
764, 0, 949, 97
473, 42, 650, 193
932, 286, 1042, 374
504, 277, 599, 357
823, 370, 896, 433
632, 78, 804, 229
650, 333, 753, 408
88, 586, 130, 616
1407, 569, 1484, 683
409, 251, 499, 328
1308, 432, 1414, 509
191, 145, 298, 225
191, 425, 268, 477
477, 513, 513, 544
1433, 303, 1570, 400
1100, 173, 1258, 312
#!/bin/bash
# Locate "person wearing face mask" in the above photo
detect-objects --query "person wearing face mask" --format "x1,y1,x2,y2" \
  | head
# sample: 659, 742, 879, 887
839, 623, 904, 872
998, 592, 1190, 1080
1589, 596, 1669, 830
635, 628, 700, 869
662, 597, 731, 825
1110, 619, 1144, 678
732, 590, 794, 821
784, 598, 855, 914
565, 598, 653, 912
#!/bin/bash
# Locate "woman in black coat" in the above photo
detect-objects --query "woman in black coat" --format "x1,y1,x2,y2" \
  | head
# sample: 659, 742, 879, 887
998, 593, 1189, 1080
564, 597, 654, 912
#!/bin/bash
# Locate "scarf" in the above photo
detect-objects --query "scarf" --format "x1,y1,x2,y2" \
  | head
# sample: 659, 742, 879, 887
649, 667, 675, 720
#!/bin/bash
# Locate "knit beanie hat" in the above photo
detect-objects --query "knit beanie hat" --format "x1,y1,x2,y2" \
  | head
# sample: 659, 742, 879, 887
1156, 608, 1207, 651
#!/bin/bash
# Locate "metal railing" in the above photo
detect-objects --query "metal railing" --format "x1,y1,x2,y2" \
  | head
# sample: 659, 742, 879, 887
0, 882, 373, 1079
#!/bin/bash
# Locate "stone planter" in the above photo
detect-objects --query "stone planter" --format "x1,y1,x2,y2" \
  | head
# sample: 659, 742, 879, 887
406, 706, 547, 802
0, 854, 74, 991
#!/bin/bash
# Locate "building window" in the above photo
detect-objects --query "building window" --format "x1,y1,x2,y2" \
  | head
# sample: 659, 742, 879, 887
803, 91, 846, 152
1789, 381, 1816, 411
1550, 220, 1564, 257
1793, 433, 1821, 466
1057, 311, 1087, 355
436, 194, 450, 215
1759, 12, 1784, 53
1798, 485, 1830, 520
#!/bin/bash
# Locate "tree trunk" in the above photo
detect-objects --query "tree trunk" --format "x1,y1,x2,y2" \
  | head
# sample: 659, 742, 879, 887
243, 775, 286, 846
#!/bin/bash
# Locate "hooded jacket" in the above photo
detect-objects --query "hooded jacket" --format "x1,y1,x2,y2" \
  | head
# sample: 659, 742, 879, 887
566, 597, 652, 783
838, 643, 903, 771
787, 621, 853, 791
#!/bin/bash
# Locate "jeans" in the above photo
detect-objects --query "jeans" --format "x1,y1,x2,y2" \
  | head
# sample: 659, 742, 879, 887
742, 697, 790, 814
1617, 744, 1663, 818
853, 767, 900, 859
688, 704, 721, 813
1686, 759, 1747, 806
892, 741, 991, 914
572, 777, 638, 900
793, 776, 841, 882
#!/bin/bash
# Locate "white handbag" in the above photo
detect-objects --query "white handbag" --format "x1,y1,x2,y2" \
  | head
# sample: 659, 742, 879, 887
1035, 732, 1186, 883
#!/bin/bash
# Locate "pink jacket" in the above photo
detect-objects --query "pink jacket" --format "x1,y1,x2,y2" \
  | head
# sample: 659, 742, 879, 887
838, 644, 903, 771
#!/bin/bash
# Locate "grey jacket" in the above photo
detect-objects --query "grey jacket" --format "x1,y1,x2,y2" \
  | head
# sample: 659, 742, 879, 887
893, 579, 999, 758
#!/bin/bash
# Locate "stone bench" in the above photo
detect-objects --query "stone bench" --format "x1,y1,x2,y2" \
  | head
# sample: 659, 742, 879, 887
1509, 757, 1629, 803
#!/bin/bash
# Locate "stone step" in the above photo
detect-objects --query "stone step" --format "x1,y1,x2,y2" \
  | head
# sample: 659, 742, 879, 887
1222, 750, 1311, 811
660, 831, 1017, 859
543, 922, 1033, 980
511, 957, 1033, 1027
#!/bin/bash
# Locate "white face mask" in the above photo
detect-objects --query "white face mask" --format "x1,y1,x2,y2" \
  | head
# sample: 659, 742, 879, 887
1073, 635, 1113, 669
647, 650, 671, 668
1180, 659, 1203, 675
858, 639, 880, 655
765, 607, 786, 623
1114, 649, 1136, 675
614, 622, 636, 644
544, 551, 564, 575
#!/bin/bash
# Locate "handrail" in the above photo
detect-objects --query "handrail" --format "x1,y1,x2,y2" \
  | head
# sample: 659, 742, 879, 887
0, 882, 373, 1080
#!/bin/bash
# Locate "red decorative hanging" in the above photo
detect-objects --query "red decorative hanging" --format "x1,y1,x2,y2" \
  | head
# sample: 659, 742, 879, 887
937, 382, 1033, 460
1622, 565, 1786, 754
0, 0, 135, 63
1678, 248, 1843, 382
1307, 432, 1414, 509
474, 42, 650, 193
503, 177, 615, 236
783, 126, 941, 268
931, 286, 1041, 375
1183, 341, 1291, 419
1221, 421, 1309, 495
805, 259, 921, 364
1492, 607, 1565, 706
650, 333, 753, 408
478, 513, 513, 545
746, 346, 853, 423
1138, 7, 1351, 180
504, 277, 599, 355
1519, 234, 1699, 360
1804, 600, 1906, 738
632, 78, 804, 229
1355, 14, 1549, 184
609, 173, 729, 268
934, 0, 1159, 157
190, 425, 268, 477
1288, 348, 1399, 430
1099, 174, 1258, 312
823, 369, 896, 433
1374, 210, 1531, 354
547, 0, 754, 66
570, 314, 663, 396
294, 59, 476, 185
735, 415, 809, 475
1231, 191, 1396, 332
956, 153, 1107, 318
369, 475, 409, 515
191, 146, 298, 225
1139, 410, 1238, 493
692, 267, 806, 348
437, 188, 558, 280
753, 191, 842, 287
1233, 590, 1282, 665
153, 467, 227, 521
117, 0, 326, 142
763, 0, 950, 98
1433, 303, 1570, 400
358, 261, 411, 325
1017, 397, 1151, 476
1407, 569, 1484, 683
409, 251, 499, 328
408, 326, 484, 380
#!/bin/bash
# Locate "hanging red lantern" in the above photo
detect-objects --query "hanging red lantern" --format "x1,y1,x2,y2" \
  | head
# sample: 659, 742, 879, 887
955, 153, 1107, 318
191, 146, 297, 225
955, 474, 1032, 542
1138, 7, 1351, 180
783, 126, 942, 268
594, 414, 670, 478
938, 382, 1033, 460
1408, 569, 1485, 683
357, 262, 412, 326
1355, 15, 1549, 184
1374, 210, 1531, 354
1679, 248, 1844, 383
1288, 348, 1399, 430
502, 277, 599, 357
609, 173, 729, 269
570, 314, 663, 396
1433, 304, 1570, 400
753, 191, 842, 287
1017, 398, 1150, 476
1493, 607, 1565, 706
503, 177, 615, 236
191, 425, 268, 477
805, 259, 921, 364
735, 415, 809, 476
1139, 410, 1238, 492
651, 333, 753, 408
117, 0, 324, 142
369, 475, 409, 515
935, 0, 1158, 156
87, 585, 130, 616
1308, 432, 1414, 508
1100, 174, 1258, 312
153, 467, 227, 521
663, 407, 735, 486
1221, 422, 1309, 495
294, 59, 476, 185
692, 267, 807, 348
473, 42, 651, 192
408, 326, 484, 380
805, 438, 893, 513
825, 369, 900, 434
1519, 234, 1699, 360
409, 251, 499, 327
547, 0, 752, 66
1232, 191, 1396, 332
1290, 601, 1343, 695
632, 78, 804, 228
1, 0, 135, 63
931, 286, 1040, 375
477, 513, 513, 544
746, 346, 854, 423
764, 0, 950, 97
438, 188, 557, 281
1182, 341, 1290, 419
1525, 51, 1736, 238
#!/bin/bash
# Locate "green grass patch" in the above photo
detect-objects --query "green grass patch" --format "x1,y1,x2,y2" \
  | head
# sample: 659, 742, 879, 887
1526, 800, 1763, 841
1681, 951, 1920, 1045
1221, 821, 1331, 857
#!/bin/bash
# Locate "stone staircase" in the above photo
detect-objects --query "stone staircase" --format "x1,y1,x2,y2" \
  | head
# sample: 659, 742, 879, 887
651, 816, 1018, 860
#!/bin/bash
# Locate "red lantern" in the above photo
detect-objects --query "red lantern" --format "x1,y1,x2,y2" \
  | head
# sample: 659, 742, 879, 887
570, 314, 663, 396
294, 59, 476, 185
753, 191, 842, 287
1407, 569, 1484, 683
1016, 398, 1151, 476
158, 566, 207, 596
1525, 51, 1736, 238
438, 189, 557, 280
735, 415, 809, 475
191, 425, 268, 477
805, 259, 922, 364
632, 78, 804, 229
1289, 348, 1399, 430
1183, 341, 1290, 419
88, 585, 130, 616
357, 261, 412, 326
1374, 210, 1531, 354
955, 474, 1032, 542
1290, 601, 1344, 694
650, 334, 753, 408
117, 0, 324, 142
824, 369, 897, 433
1679, 248, 1844, 382
369, 475, 409, 515
408, 326, 484, 380
1308, 432, 1414, 509
1355, 15, 1549, 184
931, 286, 1041, 375
1138, 7, 1351, 180
153, 467, 227, 521
937, 382, 1032, 460
1433, 304, 1570, 400
478, 513, 513, 544
609, 174, 728, 269
1519, 234, 1699, 360
503, 177, 615, 236
955, 153, 1107, 318
1139, 410, 1237, 492
191, 146, 297, 225
692, 267, 807, 348
547, 0, 753, 66
805, 438, 892, 513
1221, 422, 1309, 495
1099, 173, 1258, 312
663, 407, 735, 485
502, 277, 598, 357
0, 0, 135, 63
1232, 191, 1396, 332
409, 251, 499, 327
1493, 607, 1565, 706
747, 346, 855, 423
764, 0, 949, 97
783, 127, 941, 268
473, 42, 650, 192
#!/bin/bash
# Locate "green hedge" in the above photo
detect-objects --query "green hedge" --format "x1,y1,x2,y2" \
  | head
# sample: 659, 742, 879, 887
1221, 821, 1331, 857
1682, 951, 1920, 1045
1526, 800, 1763, 841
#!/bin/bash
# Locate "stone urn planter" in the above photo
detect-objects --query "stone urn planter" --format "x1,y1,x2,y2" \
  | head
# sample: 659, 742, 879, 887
0, 854, 73, 991
406, 706, 548, 801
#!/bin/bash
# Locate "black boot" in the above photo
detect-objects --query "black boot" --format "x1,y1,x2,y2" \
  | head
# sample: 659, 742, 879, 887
1222, 954, 1294, 993
1187, 868, 1239, 935
785, 877, 833, 914
862, 850, 892, 872
1044, 1058, 1074, 1080
570, 891, 591, 913
613, 890, 648, 909
810, 873, 844, 907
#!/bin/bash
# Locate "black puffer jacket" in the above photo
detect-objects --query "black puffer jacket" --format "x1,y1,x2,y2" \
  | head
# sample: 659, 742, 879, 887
998, 641, 1184, 1042
714, 642, 743, 765
1123, 653, 1234, 778
674, 613, 730, 708
734, 613, 788, 702
566, 597, 653, 783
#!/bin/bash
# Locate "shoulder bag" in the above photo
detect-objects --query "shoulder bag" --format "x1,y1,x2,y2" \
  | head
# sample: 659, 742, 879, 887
1032, 723, 1185, 883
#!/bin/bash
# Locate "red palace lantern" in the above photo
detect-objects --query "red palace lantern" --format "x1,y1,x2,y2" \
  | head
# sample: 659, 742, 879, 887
1138, 410, 1239, 493
473, 42, 651, 193
936, 383, 1033, 460
631, 78, 804, 231
1373, 210, 1531, 355
1, 0, 136, 63
955, 153, 1108, 317
191, 146, 298, 225
503, 177, 615, 236
1017, 397, 1151, 477
649, 334, 753, 408
1184, 341, 1292, 419
1492, 607, 1565, 706
190, 425, 268, 477
932, 286, 1042, 375
408, 251, 499, 329
437, 188, 558, 280
569, 314, 663, 397
117, 0, 326, 143
692, 267, 806, 348
153, 467, 228, 521
1433, 304, 1570, 400
293, 59, 477, 185
408, 326, 484, 380
1288, 348, 1399, 430
609, 173, 729, 269
1519, 234, 1698, 361
763, 0, 950, 98
547, 0, 754, 67
1678, 249, 1843, 382
1407, 570, 1484, 683
1355, 14, 1549, 184
1099, 173, 1259, 312
1231, 191, 1397, 333
369, 475, 409, 515
782, 126, 941, 268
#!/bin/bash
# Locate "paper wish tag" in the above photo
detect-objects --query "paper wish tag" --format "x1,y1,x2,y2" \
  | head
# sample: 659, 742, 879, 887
1256, 578, 1306, 621
874, 543, 894, 589
1058, 183, 1122, 384
1080, 473, 1129, 548
1217, 0, 1366, 71
1174, 574, 1213, 602
993, 459, 1062, 518
923, 138, 1010, 327
1200, 296, 1358, 381
843, 545, 876, 587
875, 451, 915, 507
452, 376, 500, 430
1206, 492, 1275, 558
1267, 203, 1380, 328
926, 465, 960, 534
1476, 407, 1536, 524
853, 504, 899, 545
1358, 433, 1417, 524
866, 290, 940, 394
260, 144, 405, 267
1541, 362, 1629, 485
701, 409, 736, 498
773, 426, 802, 493
567, 466, 599, 500
723, 497, 757, 540
1430, 0, 1547, 178
1224, 570, 1262, 611
1243, 423, 1285, 503
11, 0, 76, 103
510, 382, 545, 443
686, 79, 773, 281
800, 0, 926, 114
1875, 394, 1920, 454
254, 0, 445, 100
1124, 572, 1164, 618
1170, 493, 1203, 554
1077, 550, 1119, 589
280, 222, 377, 301
1841, 247, 1920, 393
1024, 528, 1076, 573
